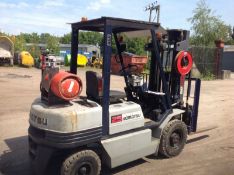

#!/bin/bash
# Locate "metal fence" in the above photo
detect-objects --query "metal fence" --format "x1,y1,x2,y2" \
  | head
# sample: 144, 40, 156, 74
189, 46, 219, 78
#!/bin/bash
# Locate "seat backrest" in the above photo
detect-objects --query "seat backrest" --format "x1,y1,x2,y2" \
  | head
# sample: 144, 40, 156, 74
86, 71, 102, 101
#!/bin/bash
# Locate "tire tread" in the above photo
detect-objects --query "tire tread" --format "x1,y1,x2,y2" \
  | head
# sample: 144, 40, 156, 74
61, 150, 101, 175
159, 119, 187, 158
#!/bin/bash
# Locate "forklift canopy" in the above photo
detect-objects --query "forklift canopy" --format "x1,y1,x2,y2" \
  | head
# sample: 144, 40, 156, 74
71, 16, 161, 33
70, 17, 170, 136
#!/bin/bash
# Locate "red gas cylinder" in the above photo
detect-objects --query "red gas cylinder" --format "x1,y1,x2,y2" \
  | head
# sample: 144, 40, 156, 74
50, 71, 82, 100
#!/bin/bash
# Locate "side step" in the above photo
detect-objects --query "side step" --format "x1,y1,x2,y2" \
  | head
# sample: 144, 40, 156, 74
101, 129, 160, 168
144, 118, 160, 129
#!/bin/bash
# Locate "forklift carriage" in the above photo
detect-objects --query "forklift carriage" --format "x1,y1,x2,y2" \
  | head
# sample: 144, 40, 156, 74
28, 17, 201, 175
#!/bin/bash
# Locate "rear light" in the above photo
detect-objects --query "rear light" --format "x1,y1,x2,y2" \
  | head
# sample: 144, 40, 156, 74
41, 55, 46, 70
98, 78, 103, 96
98, 79, 103, 92
44, 74, 49, 81
111, 115, 122, 123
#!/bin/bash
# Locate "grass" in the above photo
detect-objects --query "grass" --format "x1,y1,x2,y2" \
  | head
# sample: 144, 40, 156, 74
200, 70, 215, 80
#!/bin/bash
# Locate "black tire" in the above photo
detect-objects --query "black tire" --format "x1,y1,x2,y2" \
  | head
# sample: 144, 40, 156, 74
61, 150, 101, 175
159, 119, 188, 158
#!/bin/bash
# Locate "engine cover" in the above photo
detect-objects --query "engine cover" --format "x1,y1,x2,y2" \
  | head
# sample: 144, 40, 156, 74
109, 101, 144, 134
29, 98, 102, 133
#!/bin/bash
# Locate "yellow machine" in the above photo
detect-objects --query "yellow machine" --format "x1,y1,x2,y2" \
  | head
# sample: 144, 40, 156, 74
92, 57, 103, 68
19, 51, 34, 67
65, 54, 88, 66
0, 36, 14, 66
77, 54, 88, 66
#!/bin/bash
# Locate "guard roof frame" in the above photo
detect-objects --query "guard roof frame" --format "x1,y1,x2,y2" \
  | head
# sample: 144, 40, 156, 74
71, 16, 161, 33
70, 17, 170, 136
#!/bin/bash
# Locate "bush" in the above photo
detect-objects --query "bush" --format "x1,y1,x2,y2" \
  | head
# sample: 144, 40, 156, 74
200, 70, 215, 80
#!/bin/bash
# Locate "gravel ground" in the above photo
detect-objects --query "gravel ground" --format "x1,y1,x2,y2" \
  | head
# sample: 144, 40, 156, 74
0, 67, 234, 175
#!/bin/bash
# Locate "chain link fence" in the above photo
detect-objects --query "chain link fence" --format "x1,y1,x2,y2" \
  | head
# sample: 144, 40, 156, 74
189, 46, 219, 78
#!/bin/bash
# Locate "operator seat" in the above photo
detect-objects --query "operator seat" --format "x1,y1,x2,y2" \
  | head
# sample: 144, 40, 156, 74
86, 71, 126, 104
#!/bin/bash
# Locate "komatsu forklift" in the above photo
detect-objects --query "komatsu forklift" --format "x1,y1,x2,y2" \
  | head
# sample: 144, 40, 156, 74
28, 17, 201, 175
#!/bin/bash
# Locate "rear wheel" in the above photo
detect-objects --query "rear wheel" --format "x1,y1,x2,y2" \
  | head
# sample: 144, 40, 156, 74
159, 119, 187, 158
61, 150, 101, 175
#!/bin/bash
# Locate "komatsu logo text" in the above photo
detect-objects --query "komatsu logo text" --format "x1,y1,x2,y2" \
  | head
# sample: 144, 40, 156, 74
123, 113, 141, 121
30, 113, 48, 126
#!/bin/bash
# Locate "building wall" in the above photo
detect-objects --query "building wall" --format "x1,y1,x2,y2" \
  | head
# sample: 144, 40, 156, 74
26, 43, 101, 58
221, 51, 234, 72
59, 44, 100, 58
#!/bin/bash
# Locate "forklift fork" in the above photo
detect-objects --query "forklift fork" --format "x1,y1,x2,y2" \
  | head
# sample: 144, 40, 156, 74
191, 78, 201, 132
187, 78, 201, 133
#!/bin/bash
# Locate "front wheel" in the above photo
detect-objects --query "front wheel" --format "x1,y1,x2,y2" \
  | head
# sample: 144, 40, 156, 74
159, 119, 188, 158
61, 150, 101, 175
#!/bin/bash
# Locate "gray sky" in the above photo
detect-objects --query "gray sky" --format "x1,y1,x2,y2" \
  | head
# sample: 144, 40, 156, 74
0, 0, 233, 36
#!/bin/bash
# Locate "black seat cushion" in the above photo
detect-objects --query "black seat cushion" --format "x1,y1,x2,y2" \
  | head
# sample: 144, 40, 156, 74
86, 71, 100, 99
86, 71, 126, 104
109, 90, 126, 103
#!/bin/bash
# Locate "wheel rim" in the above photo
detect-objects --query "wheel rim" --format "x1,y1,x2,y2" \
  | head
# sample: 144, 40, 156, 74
169, 129, 183, 148
75, 162, 92, 175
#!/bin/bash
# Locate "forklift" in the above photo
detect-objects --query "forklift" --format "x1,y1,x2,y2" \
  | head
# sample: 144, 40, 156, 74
28, 17, 201, 175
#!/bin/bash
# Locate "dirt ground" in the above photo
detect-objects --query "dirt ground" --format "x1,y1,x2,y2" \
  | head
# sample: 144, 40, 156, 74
0, 67, 234, 175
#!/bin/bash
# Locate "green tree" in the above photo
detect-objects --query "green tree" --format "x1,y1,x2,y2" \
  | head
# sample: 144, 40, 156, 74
188, 0, 231, 46
46, 35, 60, 55
20, 33, 40, 43
79, 31, 103, 46
60, 33, 71, 44
40, 33, 51, 44
59, 32, 103, 45
14, 34, 26, 52
125, 37, 147, 56
20, 33, 31, 43
29, 33, 40, 57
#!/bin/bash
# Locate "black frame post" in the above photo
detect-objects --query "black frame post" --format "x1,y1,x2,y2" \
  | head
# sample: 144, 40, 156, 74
70, 27, 78, 74
113, 33, 129, 87
148, 47, 157, 91
102, 21, 112, 136
150, 29, 171, 109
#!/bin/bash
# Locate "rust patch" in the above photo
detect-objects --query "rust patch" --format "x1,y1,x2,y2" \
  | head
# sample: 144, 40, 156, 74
69, 111, 78, 131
